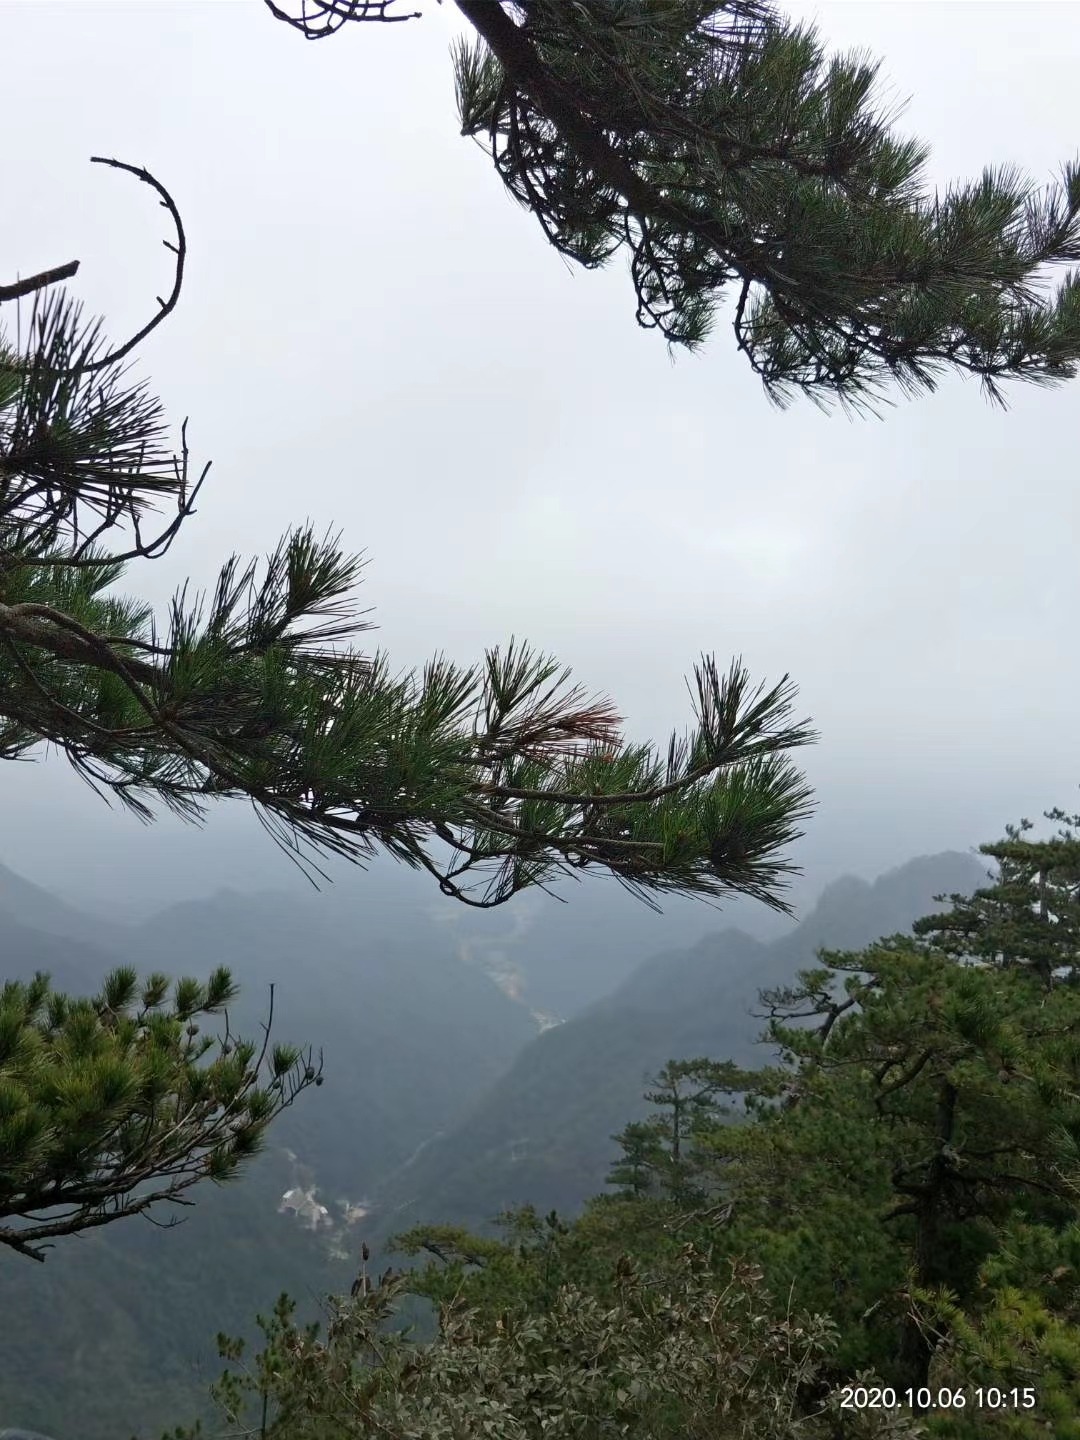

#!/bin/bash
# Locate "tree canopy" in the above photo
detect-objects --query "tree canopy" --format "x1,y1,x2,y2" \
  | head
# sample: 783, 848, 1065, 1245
264, 0, 1080, 412
184, 1243, 922, 1440
0, 968, 318, 1262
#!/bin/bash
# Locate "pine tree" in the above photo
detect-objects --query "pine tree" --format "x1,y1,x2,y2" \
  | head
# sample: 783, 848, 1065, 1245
573, 809, 1080, 1414
926, 1219, 1080, 1439
0, 968, 319, 1261
607, 1119, 667, 1199
264, 0, 1080, 412
913, 806, 1080, 985
610, 1057, 744, 1204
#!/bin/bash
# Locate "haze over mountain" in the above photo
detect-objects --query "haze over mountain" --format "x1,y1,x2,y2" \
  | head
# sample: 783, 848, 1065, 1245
16, 835, 796, 1021
0, 845, 988, 1438
362, 850, 988, 1242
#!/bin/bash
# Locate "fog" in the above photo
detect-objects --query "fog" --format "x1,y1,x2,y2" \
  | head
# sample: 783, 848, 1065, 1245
2, 0, 1077, 940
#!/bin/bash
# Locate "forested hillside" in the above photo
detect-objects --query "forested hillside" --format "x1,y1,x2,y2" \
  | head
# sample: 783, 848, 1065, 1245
363, 851, 987, 1244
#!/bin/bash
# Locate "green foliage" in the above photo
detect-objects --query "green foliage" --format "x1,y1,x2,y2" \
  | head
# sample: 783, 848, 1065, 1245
0, 967, 317, 1260
391, 1207, 606, 1321
914, 807, 1080, 985
697, 954, 1080, 1386
177, 1247, 923, 1440
609, 1057, 747, 1204
924, 1220, 1080, 1438
454, 0, 1080, 409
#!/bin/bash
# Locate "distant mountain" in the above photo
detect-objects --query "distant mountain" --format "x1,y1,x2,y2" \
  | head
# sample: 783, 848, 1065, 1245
0, 861, 128, 956
0, 909, 128, 998
386, 874, 792, 1022
43, 846, 793, 1023
363, 850, 988, 1244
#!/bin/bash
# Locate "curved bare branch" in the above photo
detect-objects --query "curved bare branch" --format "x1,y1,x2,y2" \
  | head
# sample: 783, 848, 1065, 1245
80, 156, 186, 372
262, 0, 422, 37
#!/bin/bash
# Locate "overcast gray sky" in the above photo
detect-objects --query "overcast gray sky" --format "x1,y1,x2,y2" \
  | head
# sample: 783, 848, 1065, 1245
3, 0, 1079, 924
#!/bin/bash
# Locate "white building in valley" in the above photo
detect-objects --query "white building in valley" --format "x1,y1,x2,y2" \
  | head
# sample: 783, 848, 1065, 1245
279, 1186, 331, 1230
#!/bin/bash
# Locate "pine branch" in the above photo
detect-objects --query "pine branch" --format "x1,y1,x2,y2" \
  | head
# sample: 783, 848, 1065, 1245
0, 261, 80, 302
263, 0, 1080, 407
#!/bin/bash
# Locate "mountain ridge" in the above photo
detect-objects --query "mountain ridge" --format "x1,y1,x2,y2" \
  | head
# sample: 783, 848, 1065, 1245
362, 849, 988, 1244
